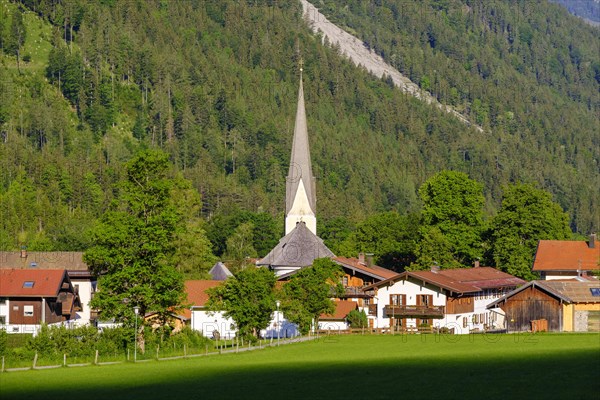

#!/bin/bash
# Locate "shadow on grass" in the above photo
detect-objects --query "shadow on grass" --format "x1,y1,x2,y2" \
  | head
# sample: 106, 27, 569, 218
2, 348, 598, 400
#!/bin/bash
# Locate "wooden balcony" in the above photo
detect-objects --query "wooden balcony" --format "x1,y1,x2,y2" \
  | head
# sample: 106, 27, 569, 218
383, 305, 445, 318
333, 286, 372, 298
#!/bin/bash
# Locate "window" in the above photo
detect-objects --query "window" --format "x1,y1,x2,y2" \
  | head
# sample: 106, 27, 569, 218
390, 294, 405, 306
590, 288, 600, 297
0, 298, 6, 305
364, 298, 371, 306
342, 276, 349, 286
0, 316, 5, 324
463, 317, 468, 328
24, 305, 34, 317
23, 281, 35, 288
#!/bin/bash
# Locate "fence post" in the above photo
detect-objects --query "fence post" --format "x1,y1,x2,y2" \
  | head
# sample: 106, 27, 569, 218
184, 344, 187, 358
127, 349, 130, 361
156, 345, 160, 360
94, 350, 99, 365
33, 352, 38, 369
205, 344, 208, 355
63, 354, 66, 367
2, 356, 5, 373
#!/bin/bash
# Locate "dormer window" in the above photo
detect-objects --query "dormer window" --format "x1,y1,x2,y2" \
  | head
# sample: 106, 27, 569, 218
23, 281, 35, 288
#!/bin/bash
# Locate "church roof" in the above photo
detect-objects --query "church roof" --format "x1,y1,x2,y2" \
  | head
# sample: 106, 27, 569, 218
257, 222, 334, 269
286, 73, 316, 215
208, 262, 233, 281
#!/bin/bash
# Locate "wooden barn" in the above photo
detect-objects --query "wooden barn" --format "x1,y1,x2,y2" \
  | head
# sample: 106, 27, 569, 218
487, 280, 600, 332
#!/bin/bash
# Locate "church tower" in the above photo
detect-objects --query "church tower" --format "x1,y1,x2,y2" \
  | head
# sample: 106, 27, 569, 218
257, 66, 333, 277
285, 67, 317, 235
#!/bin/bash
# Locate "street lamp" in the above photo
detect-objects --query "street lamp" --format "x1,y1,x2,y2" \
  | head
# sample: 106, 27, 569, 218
276, 300, 280, 346
133, 306, 139, 362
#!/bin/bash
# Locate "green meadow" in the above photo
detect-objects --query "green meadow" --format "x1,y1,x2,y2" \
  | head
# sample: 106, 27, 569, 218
1, 333, 599, 400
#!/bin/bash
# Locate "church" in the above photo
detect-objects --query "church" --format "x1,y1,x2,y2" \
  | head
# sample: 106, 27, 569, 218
257, 68, 334, 277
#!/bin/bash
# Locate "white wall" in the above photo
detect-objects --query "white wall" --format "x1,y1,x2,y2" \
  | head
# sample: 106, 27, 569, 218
0, 298, 8, 325
71, 279, 96, 327
318, 320, 349, 331
191, 309, 299, 339
370, 279, 508, 334
372, 278, 446, 330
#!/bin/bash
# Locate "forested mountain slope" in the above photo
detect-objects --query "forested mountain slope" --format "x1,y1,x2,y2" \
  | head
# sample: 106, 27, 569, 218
311, 0, 599, 233
0, 0, 597, 254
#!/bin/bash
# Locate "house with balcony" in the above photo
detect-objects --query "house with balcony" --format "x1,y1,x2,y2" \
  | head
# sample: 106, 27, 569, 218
363, 266, 525, 334
330, 254, 397, 309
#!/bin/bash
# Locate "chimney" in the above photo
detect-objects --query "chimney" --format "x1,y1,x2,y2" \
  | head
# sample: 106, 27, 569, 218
431, 264, 440, 273
358, 253, 366, 265
366, 253, 374, 267
589, 233, 596, 249
474, 260, 480, 268
20, 246, 27, 258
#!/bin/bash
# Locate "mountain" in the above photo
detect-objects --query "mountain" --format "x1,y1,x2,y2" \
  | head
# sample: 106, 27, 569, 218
552, 0, 600, 26
0, 0, 598, 253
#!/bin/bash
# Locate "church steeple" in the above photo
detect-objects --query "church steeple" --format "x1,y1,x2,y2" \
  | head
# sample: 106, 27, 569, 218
285, 64, 317, 235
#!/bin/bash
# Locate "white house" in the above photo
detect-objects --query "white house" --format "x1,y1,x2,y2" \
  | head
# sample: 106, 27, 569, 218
318, 300, 358, 331
364, 266, 525, 334
185, 280, 299, 339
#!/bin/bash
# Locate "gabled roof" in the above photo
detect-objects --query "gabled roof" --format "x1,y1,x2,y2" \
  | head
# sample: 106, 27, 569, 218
257, 222, 334, 268
0, 252, 88, 271
366, 267, 525, 295
0, 269, 70, 297
332, 256, 397, 281
209, 262, 233, 281
487, 280, 600, 308
532, 240, 599, 272
183, 280, 223, 319
320, 300, 358, 320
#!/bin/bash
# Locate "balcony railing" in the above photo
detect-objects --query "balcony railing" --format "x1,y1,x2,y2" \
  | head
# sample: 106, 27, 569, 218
383, 305, 445, 318
331, 286, 372, 298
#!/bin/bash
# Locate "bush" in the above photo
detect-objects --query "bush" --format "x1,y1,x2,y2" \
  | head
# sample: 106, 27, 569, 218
0, 329, 7, 356
346, 309, 368, 329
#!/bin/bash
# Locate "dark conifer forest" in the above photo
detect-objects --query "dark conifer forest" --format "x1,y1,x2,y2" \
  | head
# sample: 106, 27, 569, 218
0, 0, 598, 276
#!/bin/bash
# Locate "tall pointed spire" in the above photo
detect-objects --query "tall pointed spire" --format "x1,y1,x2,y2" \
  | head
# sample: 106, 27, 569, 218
285, 61, 317, 235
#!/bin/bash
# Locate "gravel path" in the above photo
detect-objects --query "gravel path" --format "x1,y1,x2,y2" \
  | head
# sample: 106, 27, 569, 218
300, 0, 483, 132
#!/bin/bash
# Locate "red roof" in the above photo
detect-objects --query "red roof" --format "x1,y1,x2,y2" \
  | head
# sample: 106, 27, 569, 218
332, 256, 397, 280
532, 240, 599, 272
320, 300, 358, 320
368, 267, 525, 294
0, 269, 69, 297
182, 280, 222, 319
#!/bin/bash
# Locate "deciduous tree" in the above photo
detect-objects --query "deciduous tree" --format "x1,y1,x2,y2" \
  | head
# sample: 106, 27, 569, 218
413, 170, 485, 269
206, 267, 276, 340
85, 150, 185, 352
489, 183, 572, 280
281, 258, 344, 335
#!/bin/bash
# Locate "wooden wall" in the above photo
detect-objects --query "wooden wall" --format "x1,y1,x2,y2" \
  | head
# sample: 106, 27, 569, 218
501, 286, 562, 332
9, 298, 64, 325
446, 296, 474, 314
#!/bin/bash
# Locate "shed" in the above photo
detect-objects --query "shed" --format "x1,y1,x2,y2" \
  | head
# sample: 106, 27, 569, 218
488, 280, 600, 332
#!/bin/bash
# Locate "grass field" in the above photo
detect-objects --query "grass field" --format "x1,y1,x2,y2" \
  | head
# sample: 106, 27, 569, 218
1, 333, 599, 400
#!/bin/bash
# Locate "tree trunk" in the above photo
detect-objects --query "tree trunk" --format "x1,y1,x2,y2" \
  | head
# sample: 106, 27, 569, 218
138, 323, 145, 354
